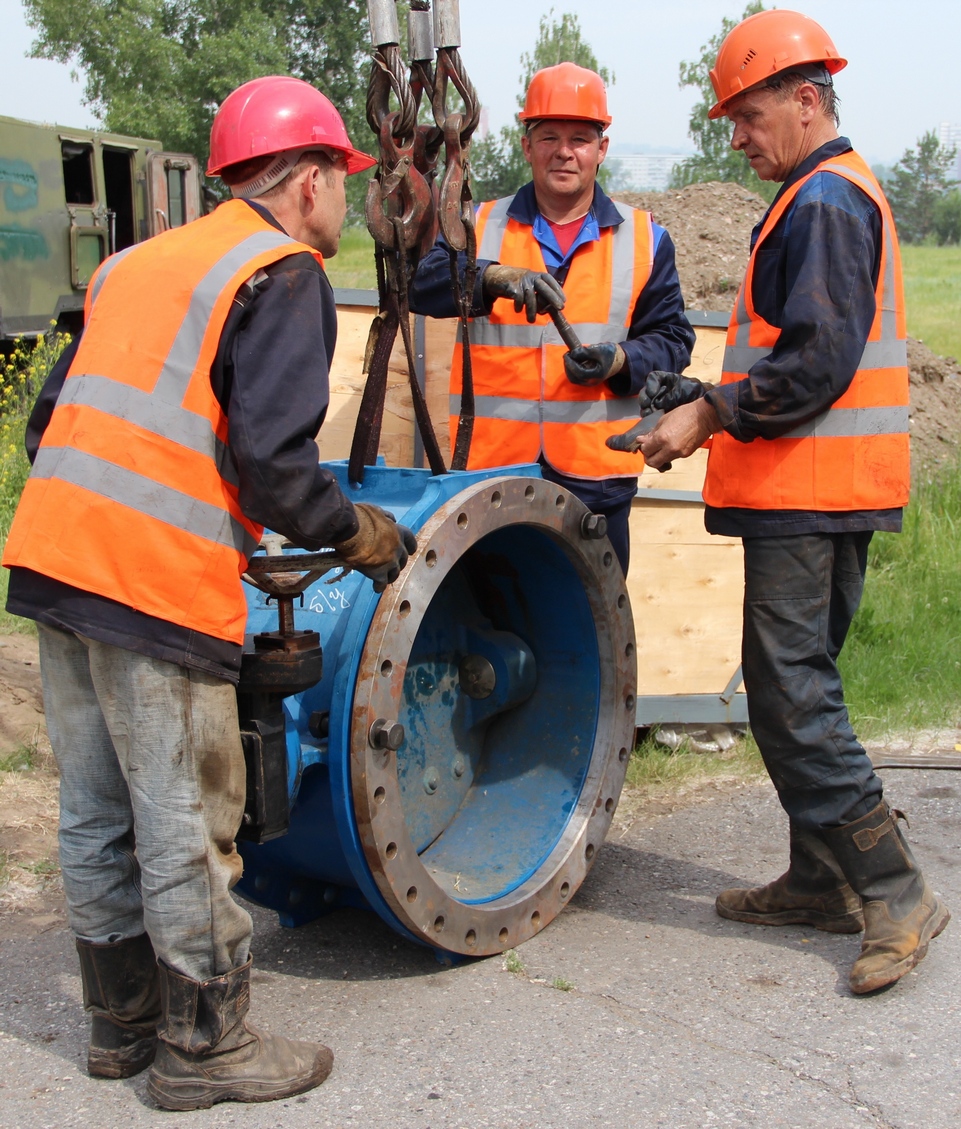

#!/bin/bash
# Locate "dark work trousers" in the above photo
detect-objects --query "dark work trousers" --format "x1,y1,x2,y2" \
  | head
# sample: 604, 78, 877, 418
741, 532, 884, 832
539, 462, 637, 575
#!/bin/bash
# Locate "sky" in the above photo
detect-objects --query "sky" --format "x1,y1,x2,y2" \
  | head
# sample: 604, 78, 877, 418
1, 0, 959, 167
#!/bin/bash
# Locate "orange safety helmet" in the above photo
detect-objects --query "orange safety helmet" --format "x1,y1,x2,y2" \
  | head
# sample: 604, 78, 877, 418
708, 9, 846, 120
518, 62, 612, 128
207, 76, 376, 183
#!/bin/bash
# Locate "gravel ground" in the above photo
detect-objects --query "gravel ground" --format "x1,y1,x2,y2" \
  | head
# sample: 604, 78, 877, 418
0, 766, 957, 1129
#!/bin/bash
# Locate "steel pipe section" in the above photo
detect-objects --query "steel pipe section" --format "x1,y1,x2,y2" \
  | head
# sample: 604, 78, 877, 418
236, 464, 636, 957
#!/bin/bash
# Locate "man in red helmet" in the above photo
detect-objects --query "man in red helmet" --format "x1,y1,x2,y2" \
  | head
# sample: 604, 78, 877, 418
411, 62, 695, 574
2, 76, 416, 1109
635, 10, 949, 994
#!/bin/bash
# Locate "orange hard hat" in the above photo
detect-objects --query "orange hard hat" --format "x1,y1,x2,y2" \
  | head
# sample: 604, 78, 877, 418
518, 62, 612, 128
708, 9, 846, 120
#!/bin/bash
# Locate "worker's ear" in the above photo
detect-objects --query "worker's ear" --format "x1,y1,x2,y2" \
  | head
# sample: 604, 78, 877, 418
597, 133, 610, 165
520, 132, 533, 167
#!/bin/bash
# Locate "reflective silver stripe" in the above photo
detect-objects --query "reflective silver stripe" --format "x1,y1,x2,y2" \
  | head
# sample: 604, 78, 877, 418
609, 203, 637, 326
56, 374, 238, 486
88, 245, 138, 307
32, 446, 257, 556
477, 197, 514, 261
462, 319, 627, 348
780, 406, 909, 439
449, 394, 640, 425
154, 230, 296, 400
722, 337, 908, 376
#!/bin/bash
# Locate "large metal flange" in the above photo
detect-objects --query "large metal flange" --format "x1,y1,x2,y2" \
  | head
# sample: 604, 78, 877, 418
348, 475, 637, 956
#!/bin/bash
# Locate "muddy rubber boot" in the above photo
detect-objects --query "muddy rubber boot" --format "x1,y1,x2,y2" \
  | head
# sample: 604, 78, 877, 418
76, 933, 161, 1078
715, 824, 864, 933
145, 956, 333, 1111
826, 802, 951, 994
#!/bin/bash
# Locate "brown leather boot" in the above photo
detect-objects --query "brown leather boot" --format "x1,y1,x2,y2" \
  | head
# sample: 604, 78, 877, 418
145, 956, 333, 1111
76, 933, 161, 1078
716, 824, 864, 933
826, 802, 951, 994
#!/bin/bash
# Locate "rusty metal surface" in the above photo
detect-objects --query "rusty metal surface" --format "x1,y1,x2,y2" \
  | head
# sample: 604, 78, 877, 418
347, 476, 637, 956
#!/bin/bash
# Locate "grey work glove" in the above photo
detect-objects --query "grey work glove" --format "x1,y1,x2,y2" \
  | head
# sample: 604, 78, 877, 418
332, 503, 418, 592
638, 370, 711, 417
482, 264, 566, 323
563, 342, 626, 386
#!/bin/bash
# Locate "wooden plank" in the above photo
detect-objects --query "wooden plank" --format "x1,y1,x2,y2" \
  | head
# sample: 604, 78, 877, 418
627, 495, 743, 696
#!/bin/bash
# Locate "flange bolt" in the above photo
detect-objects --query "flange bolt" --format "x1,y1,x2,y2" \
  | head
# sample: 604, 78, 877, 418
369, 718, 405, 751
580, 512, 608, 540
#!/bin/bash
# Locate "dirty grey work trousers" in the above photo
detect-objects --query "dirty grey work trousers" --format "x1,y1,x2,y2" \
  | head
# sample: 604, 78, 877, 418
741, 532, 884, 833
38, 623, 252, 982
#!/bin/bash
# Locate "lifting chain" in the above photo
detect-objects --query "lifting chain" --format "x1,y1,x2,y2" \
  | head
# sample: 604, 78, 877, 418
352, 0, 481, 483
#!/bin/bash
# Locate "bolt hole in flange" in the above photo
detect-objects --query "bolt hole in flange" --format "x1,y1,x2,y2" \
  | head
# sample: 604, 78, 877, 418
351, 476, 636, 956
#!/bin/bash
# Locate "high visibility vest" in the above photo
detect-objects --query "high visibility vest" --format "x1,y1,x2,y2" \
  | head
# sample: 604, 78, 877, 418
2, 199, 323, 644
703, 151, 909, 511
450, 197, 655, 479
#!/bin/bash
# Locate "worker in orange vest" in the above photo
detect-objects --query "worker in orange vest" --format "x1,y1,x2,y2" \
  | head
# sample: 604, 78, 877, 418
410, 62, 695, 573
636, 10, 948, 994
2, 77, 416, 1109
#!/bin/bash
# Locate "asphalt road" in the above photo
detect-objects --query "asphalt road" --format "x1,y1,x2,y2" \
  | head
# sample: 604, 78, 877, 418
1, 770, 958, 1129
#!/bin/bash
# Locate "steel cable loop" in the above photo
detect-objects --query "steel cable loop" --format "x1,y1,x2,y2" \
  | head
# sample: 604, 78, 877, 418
367, 44, 419, 147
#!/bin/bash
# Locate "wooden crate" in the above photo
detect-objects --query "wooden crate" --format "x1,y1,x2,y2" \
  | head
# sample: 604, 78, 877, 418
327, 295, 745, 722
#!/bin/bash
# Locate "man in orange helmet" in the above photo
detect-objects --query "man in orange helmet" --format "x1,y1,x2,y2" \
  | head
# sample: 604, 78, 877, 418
411, 62, 695, 573
636, 10, 949, 994
2, 77, 417, 1109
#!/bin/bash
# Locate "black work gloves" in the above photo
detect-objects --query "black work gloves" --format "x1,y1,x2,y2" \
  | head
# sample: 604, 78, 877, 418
333, 503, 418, 592
563, 342, 626, 386
483, 264, 566, 323
638, 371, 711, 417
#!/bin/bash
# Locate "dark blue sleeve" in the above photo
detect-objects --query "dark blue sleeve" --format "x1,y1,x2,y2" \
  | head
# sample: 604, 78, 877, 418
24, 333, 81, 462
608, 227, 697, 396
705, 172, 882, 442
409, 234, 493, 319
226, 262, 359, 549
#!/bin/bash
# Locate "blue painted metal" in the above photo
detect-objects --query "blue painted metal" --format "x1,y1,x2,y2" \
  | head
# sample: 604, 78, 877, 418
235, 462, 635, 956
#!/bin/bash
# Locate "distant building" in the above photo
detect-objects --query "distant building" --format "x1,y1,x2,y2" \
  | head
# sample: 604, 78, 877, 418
938, 122, 961, 181
607, 152, 689, 193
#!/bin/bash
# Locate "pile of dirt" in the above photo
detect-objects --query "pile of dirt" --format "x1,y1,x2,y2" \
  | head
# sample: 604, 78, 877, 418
613, 181, 767, 311
614, 181, 961, 471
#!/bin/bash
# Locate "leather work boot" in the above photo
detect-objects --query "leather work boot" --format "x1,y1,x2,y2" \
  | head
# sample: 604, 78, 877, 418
715, 824, 864, 933
145, 956, 333, 1111
826, 802, 951, 994
76, 933, 162, 1078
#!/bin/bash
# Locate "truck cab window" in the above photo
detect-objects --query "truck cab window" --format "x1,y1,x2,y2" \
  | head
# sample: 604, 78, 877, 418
61, 141, 95, 205
103, 147, 136, 250
166, 166, 186, 228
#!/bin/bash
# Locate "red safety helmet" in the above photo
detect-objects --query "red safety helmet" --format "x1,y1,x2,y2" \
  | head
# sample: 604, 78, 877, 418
207, 76, 376, 178
709, 9, 846, 120
518, 62, 612, 128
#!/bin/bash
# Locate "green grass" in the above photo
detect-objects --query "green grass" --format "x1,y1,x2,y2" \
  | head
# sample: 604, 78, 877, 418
841, 456, 961, 737
551, 977, 575, 992
626, 730, 764, 792
503, 949, 525, 975
901, 244, 961, 361
325, 226, 377, 290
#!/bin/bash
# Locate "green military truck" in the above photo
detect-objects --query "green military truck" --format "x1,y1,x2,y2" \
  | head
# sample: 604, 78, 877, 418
0, 114, 204, 342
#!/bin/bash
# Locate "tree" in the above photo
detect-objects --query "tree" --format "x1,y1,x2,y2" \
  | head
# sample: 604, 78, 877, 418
886, 131, 959, 244
23, 0, 372, 208
470, 11, 612, 203
669, 1, 776, 202
933, 189, 961, 246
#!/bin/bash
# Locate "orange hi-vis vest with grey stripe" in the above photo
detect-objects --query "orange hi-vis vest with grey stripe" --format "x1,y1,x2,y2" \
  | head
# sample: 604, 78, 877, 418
450, 197, 655, 478
703, 151, 909, 511
2, 199, 323, 644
